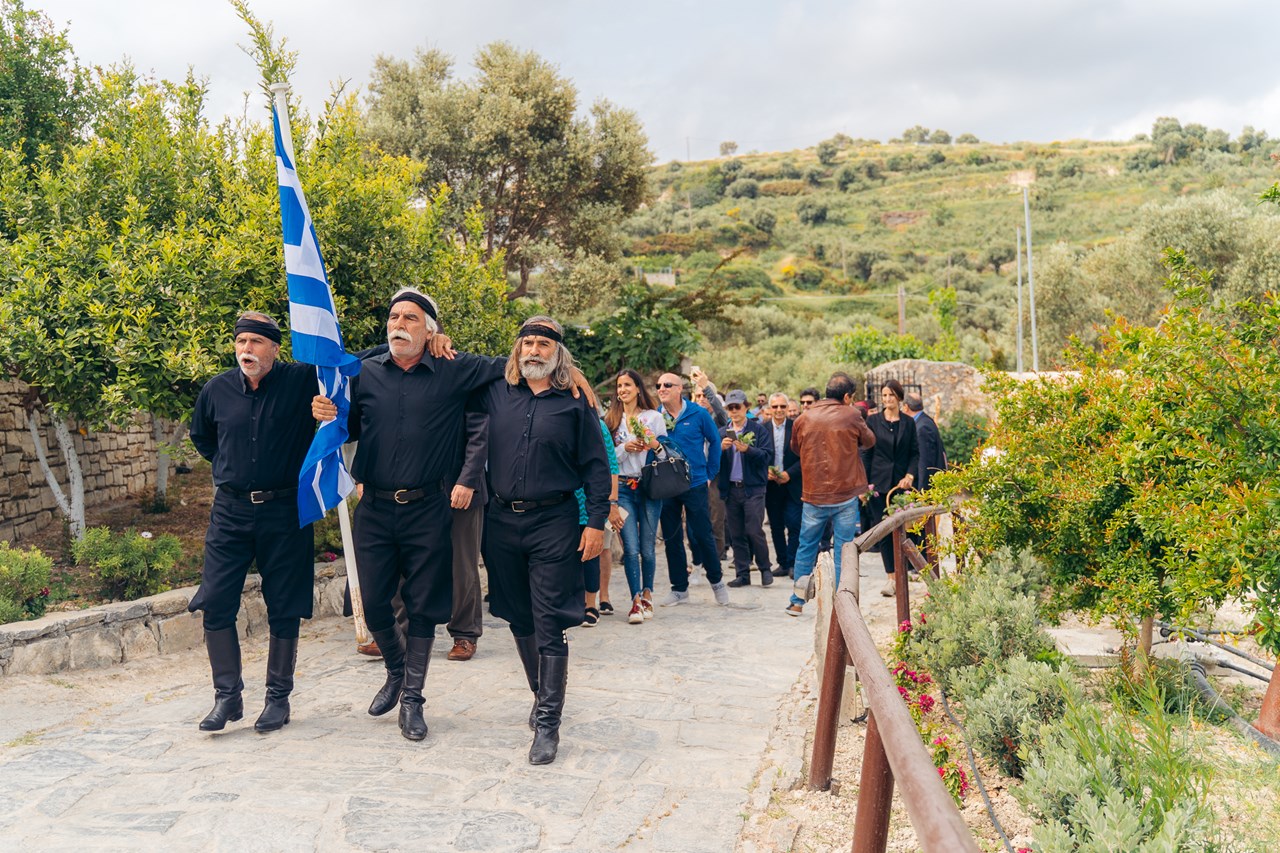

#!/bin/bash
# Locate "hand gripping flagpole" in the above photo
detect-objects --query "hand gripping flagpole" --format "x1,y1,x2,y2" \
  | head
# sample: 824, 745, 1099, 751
269, 82, 370, 646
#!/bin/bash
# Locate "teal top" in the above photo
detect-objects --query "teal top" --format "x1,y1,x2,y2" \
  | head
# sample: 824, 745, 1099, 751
577, 417, 618, 526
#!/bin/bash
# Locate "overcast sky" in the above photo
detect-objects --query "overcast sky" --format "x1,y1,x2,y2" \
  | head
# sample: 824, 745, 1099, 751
31, 0, 1280, 162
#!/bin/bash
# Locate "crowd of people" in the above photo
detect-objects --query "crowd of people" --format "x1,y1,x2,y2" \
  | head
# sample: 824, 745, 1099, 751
185, 293, 947, 768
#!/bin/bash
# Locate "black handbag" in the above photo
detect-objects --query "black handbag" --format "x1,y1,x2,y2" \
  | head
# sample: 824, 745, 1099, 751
640, 440, 690, 500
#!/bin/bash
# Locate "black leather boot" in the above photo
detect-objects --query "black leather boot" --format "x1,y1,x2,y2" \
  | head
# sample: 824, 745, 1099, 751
367, 626, 405, 717
514, 634, 539, 730
399, 636, 433, 741
199, 627, 243, 732
528, 654, 568, 765
253, 635, 297, 733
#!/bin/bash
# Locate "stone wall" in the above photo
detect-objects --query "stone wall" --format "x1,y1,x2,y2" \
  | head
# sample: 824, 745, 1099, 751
0, 379, 159, 543
863, 359, 992, 427
0, 560, 349, 677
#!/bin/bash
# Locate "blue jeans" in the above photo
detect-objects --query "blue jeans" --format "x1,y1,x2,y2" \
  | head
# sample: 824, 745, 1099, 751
618, 487, 661, 598
660, 483, 723, 591
790, 498, 861, 607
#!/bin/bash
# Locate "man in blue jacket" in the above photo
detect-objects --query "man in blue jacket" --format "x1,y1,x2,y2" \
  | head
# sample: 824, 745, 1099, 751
718, 390, 775, 586
654, 372, 730, 607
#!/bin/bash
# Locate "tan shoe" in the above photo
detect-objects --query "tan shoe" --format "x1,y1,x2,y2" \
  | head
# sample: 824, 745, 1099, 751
357, 640, 382, 657
880, 577, 896, 597
447, 638, 477, 661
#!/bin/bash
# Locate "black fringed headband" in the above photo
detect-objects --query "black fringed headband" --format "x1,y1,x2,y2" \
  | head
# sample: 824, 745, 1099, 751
233, 318, 282, 344
388, 291, 439, 321
517, 323, 563, 343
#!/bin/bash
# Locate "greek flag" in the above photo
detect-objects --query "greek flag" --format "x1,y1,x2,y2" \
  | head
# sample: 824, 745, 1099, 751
273, 104, 361, 526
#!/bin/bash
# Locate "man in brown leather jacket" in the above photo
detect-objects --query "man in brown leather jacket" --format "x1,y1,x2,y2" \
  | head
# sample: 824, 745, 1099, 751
784, 372, 875, 616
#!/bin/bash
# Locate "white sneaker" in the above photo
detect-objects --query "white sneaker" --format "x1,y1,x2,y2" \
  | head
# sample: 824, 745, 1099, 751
660, 590, 689, 607
881, 577, 896, 597
711, 581, 729, 606
689, 571, 703, 585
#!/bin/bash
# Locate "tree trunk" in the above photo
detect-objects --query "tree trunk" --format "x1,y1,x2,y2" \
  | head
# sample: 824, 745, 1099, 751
151, 416, 188, 511
506, 263, 531, 300
26, 408, 86, 540
1134, 615, 1154, 677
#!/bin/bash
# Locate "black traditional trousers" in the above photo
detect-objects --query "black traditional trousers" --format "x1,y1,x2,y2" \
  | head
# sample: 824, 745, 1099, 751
189, 489, 313, 635
482, 499, 584, 656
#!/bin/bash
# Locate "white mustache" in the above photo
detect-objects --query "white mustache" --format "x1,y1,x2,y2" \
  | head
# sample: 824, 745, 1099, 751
521, 356, 546, 366
240, 354, 260, 366
388, 330, 413, 343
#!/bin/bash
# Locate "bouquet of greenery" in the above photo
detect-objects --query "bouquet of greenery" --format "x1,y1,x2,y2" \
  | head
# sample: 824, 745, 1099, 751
627, 415, 655, 446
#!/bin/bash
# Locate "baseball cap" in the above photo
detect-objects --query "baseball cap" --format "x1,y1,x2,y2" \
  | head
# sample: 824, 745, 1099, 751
725, 390, 749, 406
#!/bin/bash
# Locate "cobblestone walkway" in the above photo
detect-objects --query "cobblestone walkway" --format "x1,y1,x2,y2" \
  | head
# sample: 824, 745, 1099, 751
0, 571, 812, 852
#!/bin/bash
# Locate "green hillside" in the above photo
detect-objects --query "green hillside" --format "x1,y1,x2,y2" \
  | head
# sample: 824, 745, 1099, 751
617, 128, 1280, 391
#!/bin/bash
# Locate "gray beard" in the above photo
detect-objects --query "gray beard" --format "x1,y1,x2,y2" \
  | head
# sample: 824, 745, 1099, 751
520, 358, 554, 381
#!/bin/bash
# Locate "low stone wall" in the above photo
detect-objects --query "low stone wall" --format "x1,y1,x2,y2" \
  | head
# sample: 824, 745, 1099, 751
0, 559, 350, 677
0, 379, 161, 544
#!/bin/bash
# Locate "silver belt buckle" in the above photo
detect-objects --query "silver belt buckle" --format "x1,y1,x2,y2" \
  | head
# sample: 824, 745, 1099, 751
394, 489, 411, 504
250, 490, 267, 504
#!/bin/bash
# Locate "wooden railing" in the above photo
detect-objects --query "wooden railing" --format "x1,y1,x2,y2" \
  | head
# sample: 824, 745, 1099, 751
808, 504, 979, 853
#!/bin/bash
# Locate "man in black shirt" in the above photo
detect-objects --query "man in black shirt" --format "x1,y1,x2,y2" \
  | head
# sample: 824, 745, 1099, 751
476, 315, 610, 766
319, 288, 506, 742
188, 311, 317, 734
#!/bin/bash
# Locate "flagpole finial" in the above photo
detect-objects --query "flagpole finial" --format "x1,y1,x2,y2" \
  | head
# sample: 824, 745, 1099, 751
268, 82, 291, 96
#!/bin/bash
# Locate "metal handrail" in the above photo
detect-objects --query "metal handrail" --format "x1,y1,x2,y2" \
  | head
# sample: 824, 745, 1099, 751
808, 505, 979, 853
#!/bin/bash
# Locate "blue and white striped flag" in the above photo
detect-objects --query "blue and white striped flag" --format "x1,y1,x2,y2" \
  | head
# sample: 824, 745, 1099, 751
272, 103, 361, 527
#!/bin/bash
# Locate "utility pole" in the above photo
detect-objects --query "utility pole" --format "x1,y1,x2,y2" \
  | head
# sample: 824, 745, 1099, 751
897, 282, 906, 335
686, 193, 693, 234
1015, 227, 1024, 374
1022, 188, 1039, 371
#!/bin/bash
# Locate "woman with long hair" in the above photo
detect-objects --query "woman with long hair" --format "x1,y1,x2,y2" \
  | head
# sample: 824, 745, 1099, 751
604, 369, 668, 624
861, 379, 919, 597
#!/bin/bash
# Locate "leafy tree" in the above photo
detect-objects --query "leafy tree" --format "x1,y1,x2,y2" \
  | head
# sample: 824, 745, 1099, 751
364, 42, 653, 298
749, 207, 776, 235
981, 243, 1015, 274
719, 140, 738, 157
565, 280, 741, 381
816, 139, 838, 166
935, 247, 1280, 676
0, 0, 93, 168
901, 125, 930, 144
835, 164, 861, 192
928, 129, 952, 145
954, 133, 980, 144
796, 199, 828, 226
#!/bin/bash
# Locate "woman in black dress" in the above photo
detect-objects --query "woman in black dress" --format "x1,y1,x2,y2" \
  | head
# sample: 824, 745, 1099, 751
861, 380, 919, 596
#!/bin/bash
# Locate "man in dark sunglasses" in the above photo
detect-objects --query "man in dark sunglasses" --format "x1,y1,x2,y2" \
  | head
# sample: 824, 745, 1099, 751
653, 372, 730, 607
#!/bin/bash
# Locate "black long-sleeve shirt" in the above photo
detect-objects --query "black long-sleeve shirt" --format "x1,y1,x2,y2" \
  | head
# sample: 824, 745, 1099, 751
346, 351, 505, 491
475, 380, 611, 530
190, 362, 317, 491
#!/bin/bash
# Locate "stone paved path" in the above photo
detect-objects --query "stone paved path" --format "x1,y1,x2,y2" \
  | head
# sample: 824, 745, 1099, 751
0, 569, 813, 852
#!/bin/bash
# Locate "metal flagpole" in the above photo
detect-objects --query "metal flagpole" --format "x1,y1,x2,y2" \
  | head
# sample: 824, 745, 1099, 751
1015, 227, 1024, 374
1022, 188, 1039, 372
269, 81, 370, 647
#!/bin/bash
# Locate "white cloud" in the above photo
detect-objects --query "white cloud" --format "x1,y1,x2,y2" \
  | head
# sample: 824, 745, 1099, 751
28, 0, 1280, 161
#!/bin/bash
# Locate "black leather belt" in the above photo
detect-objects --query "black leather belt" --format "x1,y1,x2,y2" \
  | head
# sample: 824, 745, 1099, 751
495, 493, 573, 513
222, 486, 297, 504
372, 481, 446, 504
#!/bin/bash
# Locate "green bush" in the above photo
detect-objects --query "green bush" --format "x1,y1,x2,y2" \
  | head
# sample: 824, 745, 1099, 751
832, 325, 930, 365
1017, 690, 1215, 852
796, 199, 828, 226
903, 556, 1056, 692
72, 527, 182, 601
0, 541, 54, 622
727, 178, 759, 199
313, 511, 345, 558
953, 657, 1076, 778
938, 410, 989, 467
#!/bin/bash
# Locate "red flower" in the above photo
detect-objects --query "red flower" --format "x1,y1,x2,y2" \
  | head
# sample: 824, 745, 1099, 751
898, 619, 913, 634
916, 694, 935, 714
